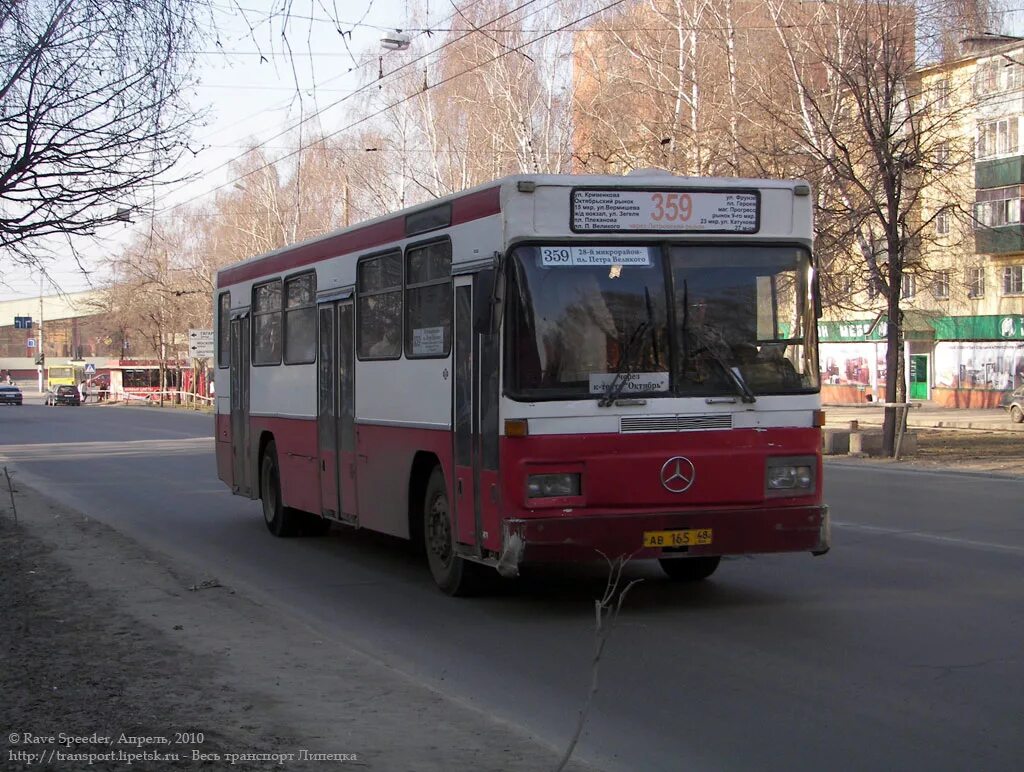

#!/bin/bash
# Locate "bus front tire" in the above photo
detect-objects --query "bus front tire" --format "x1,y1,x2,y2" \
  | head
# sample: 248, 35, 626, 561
261, 442, 302, 537
423, 467, 482, 596
659, 556, 721, 582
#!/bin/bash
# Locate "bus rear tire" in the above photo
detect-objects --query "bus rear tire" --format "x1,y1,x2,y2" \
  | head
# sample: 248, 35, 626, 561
659, 556, 721, 582
261, 441, 302, 537
424, 467, 483, 596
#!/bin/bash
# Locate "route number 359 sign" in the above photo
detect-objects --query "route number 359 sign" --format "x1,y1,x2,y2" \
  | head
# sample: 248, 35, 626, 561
571, 188, 760, 234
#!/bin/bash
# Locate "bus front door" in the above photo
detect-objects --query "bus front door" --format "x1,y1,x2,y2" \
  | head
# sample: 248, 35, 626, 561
317, 299, 357, 523
453, 276, 500, 554
229, 313, 253, 497
453, 280, 476, 548
337, 301, 358, 521
317, 305, 340, 518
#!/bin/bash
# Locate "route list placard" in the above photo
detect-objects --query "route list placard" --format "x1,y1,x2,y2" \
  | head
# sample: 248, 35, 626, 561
571, 189, 760, 233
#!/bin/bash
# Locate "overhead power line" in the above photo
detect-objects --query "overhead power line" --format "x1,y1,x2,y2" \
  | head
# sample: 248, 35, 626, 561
157, 0, 545, 208
157, 0, 628, 217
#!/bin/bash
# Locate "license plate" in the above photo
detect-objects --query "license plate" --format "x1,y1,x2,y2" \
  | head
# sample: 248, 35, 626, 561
643, 529, 713, 548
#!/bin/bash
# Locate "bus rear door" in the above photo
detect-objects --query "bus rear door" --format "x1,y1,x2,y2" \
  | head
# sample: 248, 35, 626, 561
317, 296, 357, 522
229, 311, 253, 497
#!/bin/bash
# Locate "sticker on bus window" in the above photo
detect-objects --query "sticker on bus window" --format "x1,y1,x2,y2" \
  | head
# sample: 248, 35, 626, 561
539, 246, 651, 267
412, 326, 445, 355
588, 372, 669, 394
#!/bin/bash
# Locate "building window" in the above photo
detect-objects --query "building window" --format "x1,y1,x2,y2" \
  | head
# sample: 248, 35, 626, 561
217, 292, 230, 368
357, 251, 402, 359
977, 117, 1019, 160
975, 185, 1022, 227
1008, 63, 1024, 92
284, 272, 316, 364
252, 279, 283, 365
935, 141, 950, 166
975, 61, 1000, 95
933, 79, 951, 109
936, 209, 950, 235
1004, 265, 1024, 295
902, 274, 917, 300
967, 267, 986, 298
932, 271, 950, 299
405, 239, 452, 358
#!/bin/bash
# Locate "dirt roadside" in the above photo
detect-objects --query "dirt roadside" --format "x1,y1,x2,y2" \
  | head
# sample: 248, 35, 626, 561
0, 481, 597, 772
829, 427, 1024, 477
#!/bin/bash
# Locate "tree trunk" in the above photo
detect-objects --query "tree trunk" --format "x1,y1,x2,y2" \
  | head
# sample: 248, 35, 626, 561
883, 278, 902, 457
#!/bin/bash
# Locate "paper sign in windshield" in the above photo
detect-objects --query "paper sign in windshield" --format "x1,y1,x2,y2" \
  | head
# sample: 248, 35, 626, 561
572, 189, 759, 233
412, 326, 445, 355
588, 372, 669, 394
540, 246, 651, 267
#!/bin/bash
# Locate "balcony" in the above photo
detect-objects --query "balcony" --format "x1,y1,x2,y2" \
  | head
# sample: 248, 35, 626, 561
975, 223, 1024, 254
976, 156, 1024, 189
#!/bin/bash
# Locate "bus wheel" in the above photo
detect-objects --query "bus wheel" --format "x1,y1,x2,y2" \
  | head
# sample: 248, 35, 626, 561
424, 467, 481, 596
659, 556, 721, 582
260, 441, 301, 537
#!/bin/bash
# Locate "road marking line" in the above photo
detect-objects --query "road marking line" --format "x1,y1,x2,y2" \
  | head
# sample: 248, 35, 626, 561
833, 521, 1024, 556
0, 437, 213, 462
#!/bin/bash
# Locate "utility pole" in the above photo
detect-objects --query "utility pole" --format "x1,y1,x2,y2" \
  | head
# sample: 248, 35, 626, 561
37, 272, 44, 393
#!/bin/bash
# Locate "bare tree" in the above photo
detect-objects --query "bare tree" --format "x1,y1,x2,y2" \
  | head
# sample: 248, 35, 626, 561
762, 0, 979, 454
919, 0, 1009, 62
0, 0, 210, 273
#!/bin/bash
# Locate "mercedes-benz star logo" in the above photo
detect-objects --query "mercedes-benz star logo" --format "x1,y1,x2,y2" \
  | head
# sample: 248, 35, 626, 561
660, 456, 695, 493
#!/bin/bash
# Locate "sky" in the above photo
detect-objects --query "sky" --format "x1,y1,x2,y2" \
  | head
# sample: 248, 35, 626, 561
3, 0, 1024, 302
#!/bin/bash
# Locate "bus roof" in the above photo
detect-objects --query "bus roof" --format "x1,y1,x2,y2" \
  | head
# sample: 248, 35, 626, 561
216, 173, 811, 289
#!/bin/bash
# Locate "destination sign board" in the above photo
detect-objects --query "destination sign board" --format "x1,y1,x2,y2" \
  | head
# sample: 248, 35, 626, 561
571, 189, 760, 234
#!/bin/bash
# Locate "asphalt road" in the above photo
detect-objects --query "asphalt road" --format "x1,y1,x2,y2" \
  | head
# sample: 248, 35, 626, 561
2, 401, 1022, 771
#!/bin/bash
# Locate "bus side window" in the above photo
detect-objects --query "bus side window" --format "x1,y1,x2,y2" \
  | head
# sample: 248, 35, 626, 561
284, 273, 316, 365
405, 239, 452, 358
357, 251, 403, 360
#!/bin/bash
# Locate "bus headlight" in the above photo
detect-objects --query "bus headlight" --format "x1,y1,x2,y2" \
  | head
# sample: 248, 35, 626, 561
766, 458, 815, 493
527, 473, 581, 499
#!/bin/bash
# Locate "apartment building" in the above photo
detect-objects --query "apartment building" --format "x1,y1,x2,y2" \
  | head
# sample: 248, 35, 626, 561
820, 35, 1024, 407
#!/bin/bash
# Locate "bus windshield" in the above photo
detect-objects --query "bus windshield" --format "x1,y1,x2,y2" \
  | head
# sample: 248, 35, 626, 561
505, 244, 819, 400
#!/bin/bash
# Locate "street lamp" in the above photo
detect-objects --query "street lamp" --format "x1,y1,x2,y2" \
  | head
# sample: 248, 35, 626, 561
380, 32, 410, 51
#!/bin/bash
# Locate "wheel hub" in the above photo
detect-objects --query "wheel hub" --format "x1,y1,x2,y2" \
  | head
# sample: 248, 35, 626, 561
426, 493, 452, 564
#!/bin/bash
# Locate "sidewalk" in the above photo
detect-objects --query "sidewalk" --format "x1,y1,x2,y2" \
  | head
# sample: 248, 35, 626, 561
824, 404, 1023, 432
0, 480, 598, 772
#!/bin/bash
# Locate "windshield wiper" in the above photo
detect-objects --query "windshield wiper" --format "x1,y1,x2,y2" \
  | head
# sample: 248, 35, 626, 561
598, 321, 650, 407
690, 327, 757, 404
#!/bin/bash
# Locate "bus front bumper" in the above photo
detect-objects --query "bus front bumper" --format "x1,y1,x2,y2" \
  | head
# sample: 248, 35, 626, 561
497, 505, 829, 574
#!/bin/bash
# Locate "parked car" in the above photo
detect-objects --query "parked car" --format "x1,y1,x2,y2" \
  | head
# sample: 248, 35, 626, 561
1002, 385, 1024, 423
45, 385, 81, 406
0, 385, 23, 405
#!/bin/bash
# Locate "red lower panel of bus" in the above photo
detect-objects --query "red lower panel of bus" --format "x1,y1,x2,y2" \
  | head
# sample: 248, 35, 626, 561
250, 416, 320, 514
504, 505, 828, 563
494, 427, 824, 558
223, 416, 452, 539
217, 415, 825, 560
500, 427, 822, 511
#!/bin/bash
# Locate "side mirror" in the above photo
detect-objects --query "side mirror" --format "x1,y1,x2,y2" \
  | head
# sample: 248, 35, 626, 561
813, 272, 823, 319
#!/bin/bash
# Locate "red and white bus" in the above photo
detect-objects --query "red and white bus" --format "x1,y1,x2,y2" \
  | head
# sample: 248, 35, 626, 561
215, 173, 829, 594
